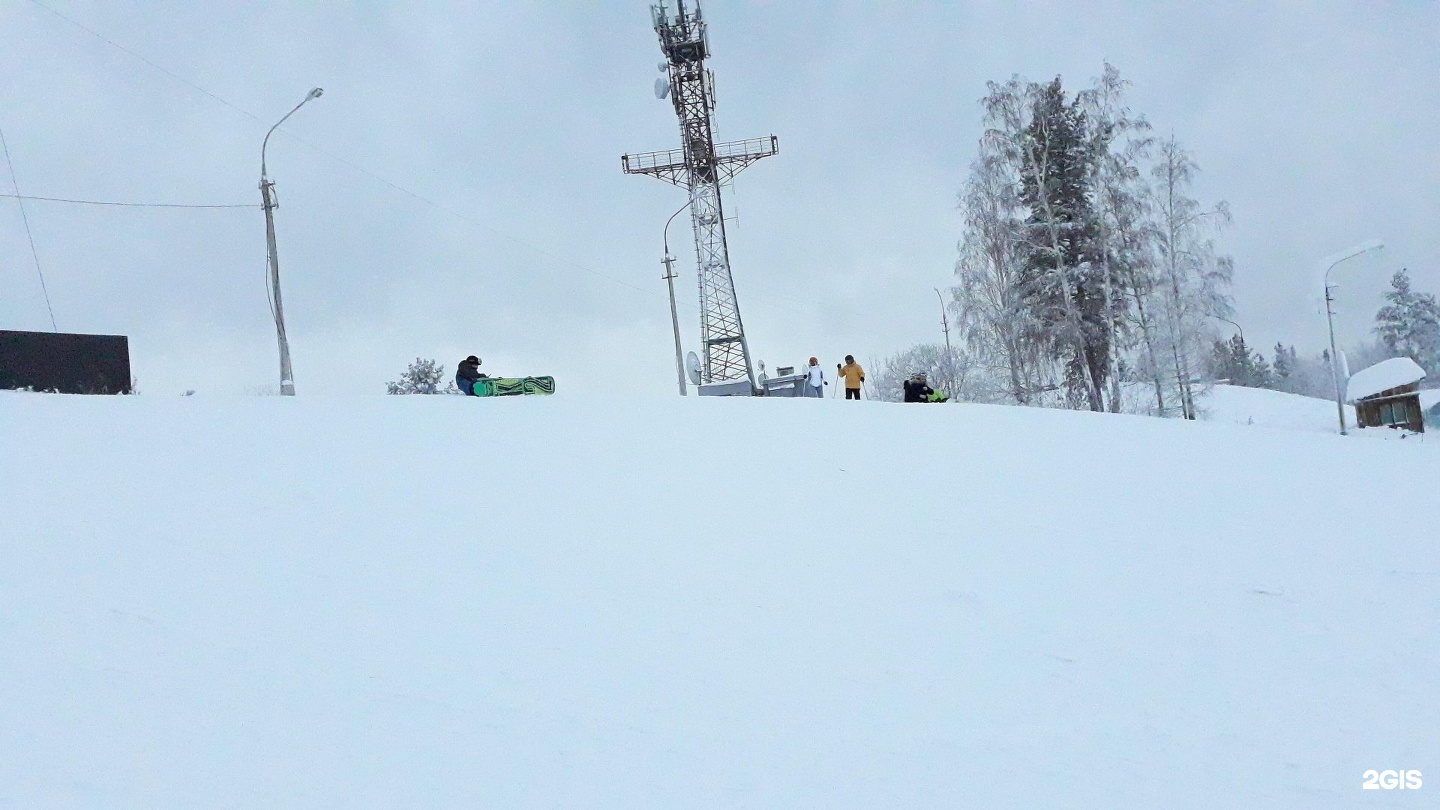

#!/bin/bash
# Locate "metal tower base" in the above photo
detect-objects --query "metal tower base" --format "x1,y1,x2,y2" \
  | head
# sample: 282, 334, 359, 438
697, 379, 754, 397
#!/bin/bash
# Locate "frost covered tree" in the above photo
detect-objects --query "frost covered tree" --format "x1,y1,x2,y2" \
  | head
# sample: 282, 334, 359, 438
1272, 343, 1295, 390
1269, 347, 1347, 399
1149, 137, 1234, 418
870, 343, 973, 403
386, 357, 447, 395
1208, 334, 1270, 388
1208, 339, 1234, 385
1346, 338, 1395, 378
1080, 64, 1152, 412
944, 64, 1233, 416
953, 148, 1039, 405
998, 76, 1111, 411
1374, 268, 1440, 374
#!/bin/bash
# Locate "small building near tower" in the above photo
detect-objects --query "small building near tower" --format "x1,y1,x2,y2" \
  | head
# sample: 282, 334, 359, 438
1346, 357, 1426, 433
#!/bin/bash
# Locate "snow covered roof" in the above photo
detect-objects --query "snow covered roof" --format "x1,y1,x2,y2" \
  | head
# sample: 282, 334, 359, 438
1345, 357, 1426, 403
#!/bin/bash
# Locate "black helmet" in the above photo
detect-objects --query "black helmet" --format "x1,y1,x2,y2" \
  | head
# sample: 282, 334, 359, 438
465, 355, 480, 364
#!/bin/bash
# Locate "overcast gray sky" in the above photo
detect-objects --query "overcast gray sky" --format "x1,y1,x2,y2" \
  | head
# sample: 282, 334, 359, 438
1, 1, 1436, 395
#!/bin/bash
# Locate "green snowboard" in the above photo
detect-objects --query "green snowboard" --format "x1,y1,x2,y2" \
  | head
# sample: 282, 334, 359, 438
470, 376, 555, 397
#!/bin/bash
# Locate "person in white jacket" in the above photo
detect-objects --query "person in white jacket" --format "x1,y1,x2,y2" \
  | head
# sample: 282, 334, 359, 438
803, 356, 826, 397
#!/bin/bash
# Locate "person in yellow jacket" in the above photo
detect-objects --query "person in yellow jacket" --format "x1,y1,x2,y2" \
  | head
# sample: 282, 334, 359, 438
836, 355, 865, 400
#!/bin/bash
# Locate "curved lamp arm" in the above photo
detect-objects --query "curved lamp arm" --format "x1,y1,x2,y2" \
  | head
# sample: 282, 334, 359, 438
1320, 239, 1383, 288
662, 198, 692, 257
261, 87, 324, 178
1211, 314, 1244, 343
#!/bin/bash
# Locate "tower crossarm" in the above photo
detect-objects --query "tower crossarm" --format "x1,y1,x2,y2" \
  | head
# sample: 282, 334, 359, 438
620, 147, 689, 187
621, 135, 779, 189
710, 135, 779, 183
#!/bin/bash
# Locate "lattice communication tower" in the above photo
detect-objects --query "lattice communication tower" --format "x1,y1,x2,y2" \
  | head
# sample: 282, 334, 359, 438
622, 0, 777, 391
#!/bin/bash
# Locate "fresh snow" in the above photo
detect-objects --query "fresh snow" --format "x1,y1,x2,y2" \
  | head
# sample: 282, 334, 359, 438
1345, 357, 1426, 402
1418, 388, 1440, 412
2, 392, 1437, 808
1199, 383, 1354, 434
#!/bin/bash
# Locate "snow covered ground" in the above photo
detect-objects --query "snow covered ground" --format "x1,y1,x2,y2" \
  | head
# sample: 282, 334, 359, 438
2, 391, 1437, 808
1420, 388, 1439, 413
1199, 383, 1356, 435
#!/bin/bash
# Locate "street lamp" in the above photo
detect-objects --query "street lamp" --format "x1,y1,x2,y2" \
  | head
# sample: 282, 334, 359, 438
661, 200, 691, 395
1320, 239, 1383, 435
259, 87, 323, 396
1211, 314, 1243, 345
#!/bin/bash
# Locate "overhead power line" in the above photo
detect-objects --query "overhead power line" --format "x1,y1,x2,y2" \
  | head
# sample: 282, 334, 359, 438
1, 128, 58, 331
0, 193, 258, 209
26, 0, 262, 125
23, 0, 654, 298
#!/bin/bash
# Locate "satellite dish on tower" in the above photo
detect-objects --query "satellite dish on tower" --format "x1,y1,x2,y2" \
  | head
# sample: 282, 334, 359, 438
685, 351, 701, 385
654, 77, 670, 100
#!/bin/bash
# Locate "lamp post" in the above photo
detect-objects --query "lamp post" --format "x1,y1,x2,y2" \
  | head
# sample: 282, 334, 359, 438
1211, 315, 1243, 345
1320, 239, 1383, 435
259, 87, 323, 396
661, 200, 690, 395
1209, 314, 1246, 386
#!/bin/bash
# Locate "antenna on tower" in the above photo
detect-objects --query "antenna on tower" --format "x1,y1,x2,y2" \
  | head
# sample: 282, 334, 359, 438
622, 0, 779, 396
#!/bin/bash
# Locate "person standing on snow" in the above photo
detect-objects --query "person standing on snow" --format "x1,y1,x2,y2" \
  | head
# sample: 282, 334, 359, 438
803, 357, 826, 397
837, 355, 865, 400
456, 355, 486, 396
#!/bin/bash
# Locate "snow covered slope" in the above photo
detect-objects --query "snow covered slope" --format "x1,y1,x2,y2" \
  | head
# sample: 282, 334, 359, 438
1200, 383, 1355, 434
2, 392, 1436, 808
1419, 387, 1439, 413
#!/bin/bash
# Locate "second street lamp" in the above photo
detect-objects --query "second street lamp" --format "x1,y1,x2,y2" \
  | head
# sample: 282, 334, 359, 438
661, 199, 691, 396
1318, 239, 1384, 435
1211, 314, 1244, 345
260, 87, 323, 396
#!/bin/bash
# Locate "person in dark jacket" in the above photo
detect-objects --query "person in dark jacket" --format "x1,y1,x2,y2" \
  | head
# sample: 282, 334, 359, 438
456, 355, 485, 395
902, 372, 936, 403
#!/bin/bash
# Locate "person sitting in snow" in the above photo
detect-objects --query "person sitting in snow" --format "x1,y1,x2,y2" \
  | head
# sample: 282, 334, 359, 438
456, 355, 487, 396
902, 372, 932, 403
903, 372, 944, 403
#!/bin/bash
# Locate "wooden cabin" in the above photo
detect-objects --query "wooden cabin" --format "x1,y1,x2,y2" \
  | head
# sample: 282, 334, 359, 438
1346, 357, 1426, 433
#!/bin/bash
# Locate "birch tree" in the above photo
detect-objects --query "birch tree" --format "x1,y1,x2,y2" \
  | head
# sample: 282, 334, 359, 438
983, 77, 1111, 411
945, 66, 1235, 416
953, 148, 1040, 404
870, 343, 978, 403
1080, 64, 1151, 413
1151, 137, 1234, 418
